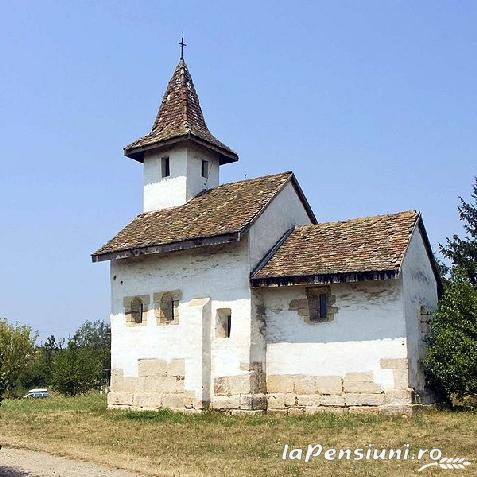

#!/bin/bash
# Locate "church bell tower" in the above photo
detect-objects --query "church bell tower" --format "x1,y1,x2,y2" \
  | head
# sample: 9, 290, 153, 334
124, 43, 238, 212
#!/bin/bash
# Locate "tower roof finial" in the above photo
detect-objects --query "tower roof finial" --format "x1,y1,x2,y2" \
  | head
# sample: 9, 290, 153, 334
124, 56, 238, 164
179, 37, 187, 60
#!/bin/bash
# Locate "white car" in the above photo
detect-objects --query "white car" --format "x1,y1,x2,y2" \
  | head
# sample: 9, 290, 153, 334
23, 388, 49, 399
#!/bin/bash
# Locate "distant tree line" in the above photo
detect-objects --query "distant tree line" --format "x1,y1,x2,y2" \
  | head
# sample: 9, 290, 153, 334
0, 319, 110, 403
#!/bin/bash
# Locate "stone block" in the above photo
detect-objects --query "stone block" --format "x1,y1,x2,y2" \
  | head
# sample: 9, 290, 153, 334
110, 370, 137, 393
384, 389, 413, 405
298, 394, 346, 407
380, 358, 408, 369
142, 375, 184, 393
138, 359, 168, 377
304, 406, 348, 415
168, 359, 185, 377
296, 394, 319, 407
214, 375, 250, 396
133, 392, 162, 409
345, 393, 385, 406
315, 376, 343, 395
240, 393, 267, 410
266, 375, 295, 393
210, 395, 240, 410
250, 370, 267, 394
343, 372, 373, 382
379, 404, 413, 416
266, 393, 286, 409
284, 393, 297, 407
343, 381, 383, 394
349, 406, 381, 414
107, 391, 133, 407
294, 376, 317, 395
136, 376, 147, 392
162, 394, 186, 409
318, 394, 346, 407
393, 369, 409, 389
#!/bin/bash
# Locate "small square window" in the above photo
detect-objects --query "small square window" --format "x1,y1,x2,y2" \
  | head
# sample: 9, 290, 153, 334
170, 299, 179, 321
319, 293, 328, 320
216, 308, 231, 338
307, 287, 331, 322
201, 160, 209, 179
155, 291, 181, 325
125, 295, 149, 325
161, 157, 170, 177
131, 297, 144, 324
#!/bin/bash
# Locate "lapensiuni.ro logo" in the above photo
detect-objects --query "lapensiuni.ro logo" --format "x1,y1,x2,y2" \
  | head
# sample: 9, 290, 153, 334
282, 444, 472, 472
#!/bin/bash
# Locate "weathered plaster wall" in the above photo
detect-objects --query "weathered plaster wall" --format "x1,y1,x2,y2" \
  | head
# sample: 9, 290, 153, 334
143, 145, 219, 212
401, 228, 438, 402
109, 239, 253, 411
261, 280, 413, 414
186, 146, 220, 200
248, 181, 312, 270
245, 182, 313, 407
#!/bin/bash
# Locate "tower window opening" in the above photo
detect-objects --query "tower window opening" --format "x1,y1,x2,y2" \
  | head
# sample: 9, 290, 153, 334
201, 160, 209, 179
161, 157, 170, 177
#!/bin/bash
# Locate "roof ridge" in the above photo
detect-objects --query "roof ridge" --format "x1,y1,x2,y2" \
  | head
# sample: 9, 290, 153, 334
296, 210, 418, 228
214, 171, 293, 189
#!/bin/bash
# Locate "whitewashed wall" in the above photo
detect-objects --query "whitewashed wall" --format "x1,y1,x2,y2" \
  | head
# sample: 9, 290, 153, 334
248, 181, 312, 269
110, 239, 251, 402
143, 145, 220, 212
247, 182, 313, 371
110, 178, 314, 405
401, 227, 438, 400
261, 280, 408, 390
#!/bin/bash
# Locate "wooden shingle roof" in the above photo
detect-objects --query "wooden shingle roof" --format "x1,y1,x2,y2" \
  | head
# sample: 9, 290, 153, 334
251, 211, 438, 286
92, 172, 316, 262
124, 60, 238, 164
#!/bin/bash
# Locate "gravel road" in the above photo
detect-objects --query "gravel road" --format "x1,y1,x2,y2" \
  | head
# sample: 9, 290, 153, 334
0, 447, 147, 477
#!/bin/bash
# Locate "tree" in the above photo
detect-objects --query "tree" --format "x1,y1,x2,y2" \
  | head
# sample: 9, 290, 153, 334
71, 320, 111, 386
440, 177, 477, 285
51, 343, 103, 396
51, 320, 110, 396
424, 270, 477, 400
0, 319, 37, 403
16, 334, 62, 392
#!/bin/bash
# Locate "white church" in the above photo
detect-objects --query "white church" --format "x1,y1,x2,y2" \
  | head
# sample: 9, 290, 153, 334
92, 54, 441, 415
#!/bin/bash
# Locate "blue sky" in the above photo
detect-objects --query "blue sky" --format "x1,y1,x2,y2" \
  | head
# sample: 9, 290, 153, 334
1, 1, 475, 340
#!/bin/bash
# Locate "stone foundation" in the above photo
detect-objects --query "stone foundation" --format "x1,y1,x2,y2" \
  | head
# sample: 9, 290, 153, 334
108, 360, 413, 415
109, 359, 204, 411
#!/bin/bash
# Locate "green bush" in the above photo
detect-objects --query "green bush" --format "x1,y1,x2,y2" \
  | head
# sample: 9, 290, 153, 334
0, 319, 37, 403
51, 344, 103, 396
424, 271, 477, 401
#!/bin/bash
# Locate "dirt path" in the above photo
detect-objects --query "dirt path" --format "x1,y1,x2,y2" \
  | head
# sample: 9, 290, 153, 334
0, 447, 147, 477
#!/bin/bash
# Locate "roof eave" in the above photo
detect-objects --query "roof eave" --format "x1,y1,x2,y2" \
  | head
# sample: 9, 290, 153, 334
250, 269, 400, 287
124, 133, 239, 165
91, 231, 241, 263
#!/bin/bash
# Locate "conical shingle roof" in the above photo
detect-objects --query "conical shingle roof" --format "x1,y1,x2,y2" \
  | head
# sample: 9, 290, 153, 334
125, 60, 238, 164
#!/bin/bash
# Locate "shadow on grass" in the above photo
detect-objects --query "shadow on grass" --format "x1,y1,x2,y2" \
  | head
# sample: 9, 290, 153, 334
106, 407, 396, 430
0, 466, 31, 476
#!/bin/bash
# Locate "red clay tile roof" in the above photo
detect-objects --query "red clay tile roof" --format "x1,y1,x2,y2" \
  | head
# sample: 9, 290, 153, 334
252, 211, 424, 285
92, 172, 316, 262
124, 60, 238, 164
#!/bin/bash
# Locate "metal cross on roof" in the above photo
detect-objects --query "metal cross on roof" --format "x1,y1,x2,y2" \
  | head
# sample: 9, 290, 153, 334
179, 37, 187, 60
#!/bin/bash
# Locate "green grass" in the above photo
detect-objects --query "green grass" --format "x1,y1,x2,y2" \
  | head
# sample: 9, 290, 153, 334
0, 394, 476, 477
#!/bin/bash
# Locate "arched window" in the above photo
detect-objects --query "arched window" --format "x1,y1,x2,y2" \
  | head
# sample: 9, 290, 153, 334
131, 297, 144, 324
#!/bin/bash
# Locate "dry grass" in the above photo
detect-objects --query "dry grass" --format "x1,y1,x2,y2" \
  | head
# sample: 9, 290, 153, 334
0, 394, 475, 476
